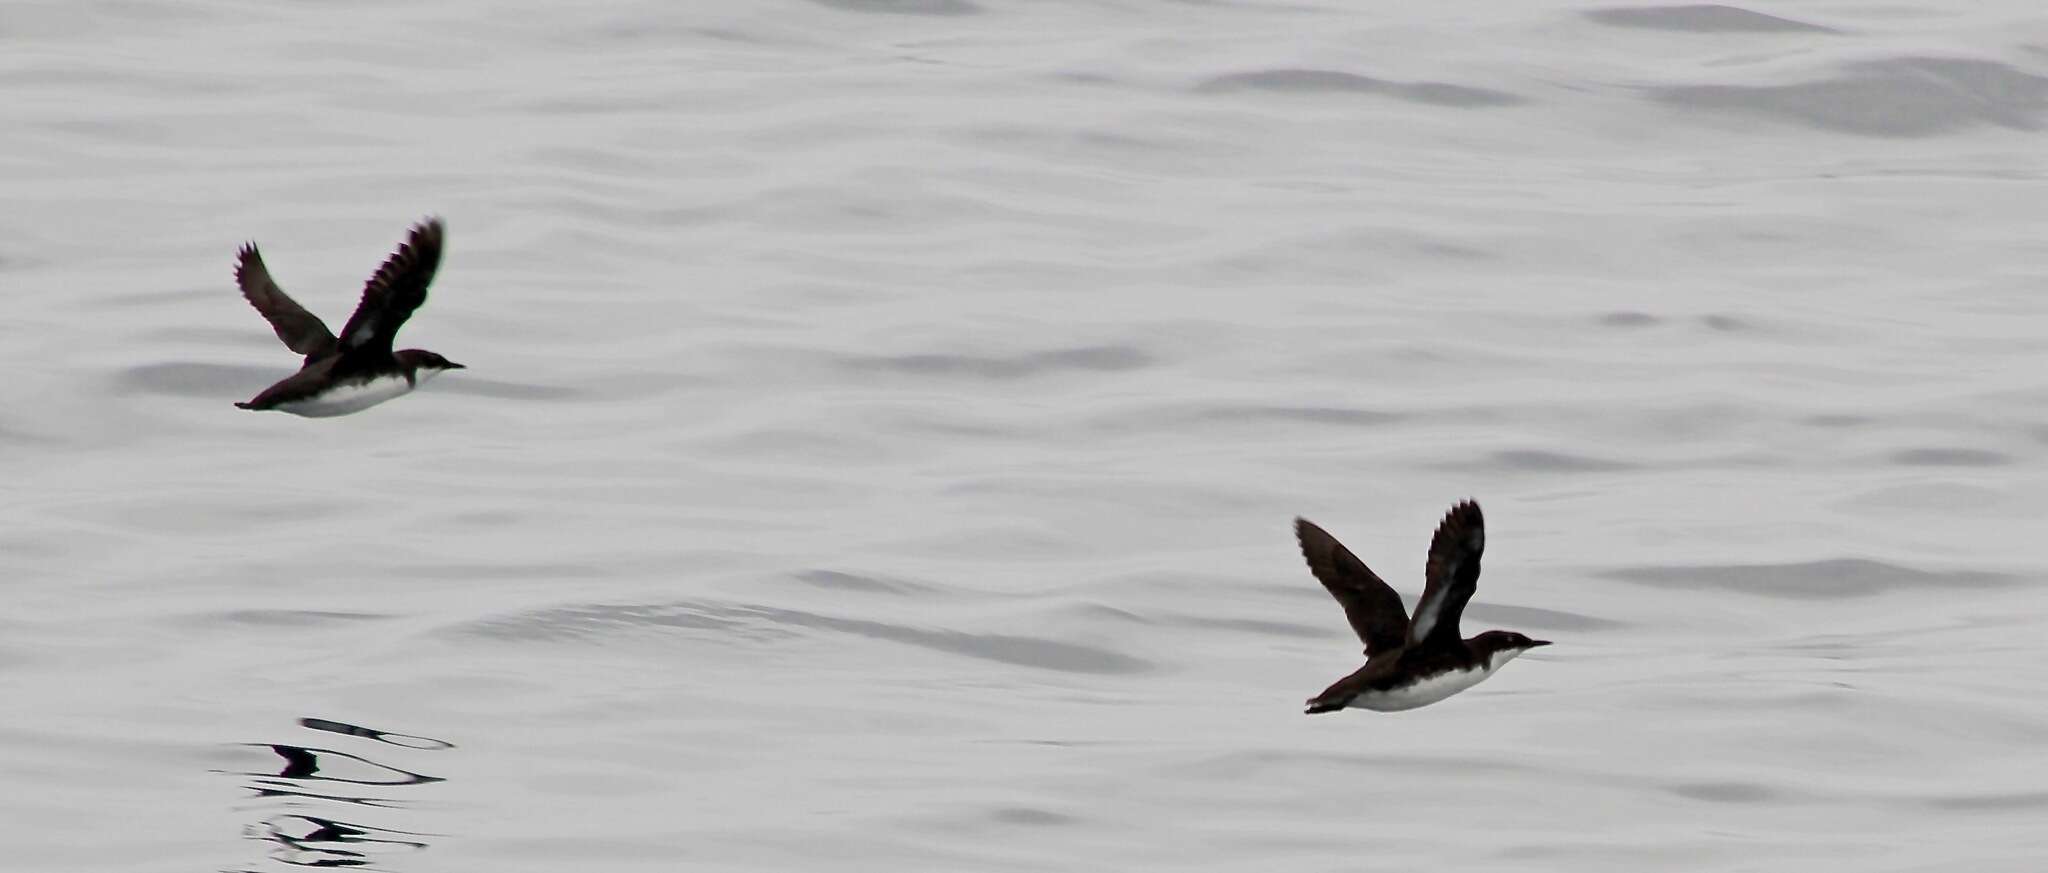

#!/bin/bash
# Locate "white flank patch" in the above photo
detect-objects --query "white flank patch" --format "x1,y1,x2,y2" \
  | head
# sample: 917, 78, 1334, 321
277, 373, 415, 418
1349, 649, 1527, 713
1349, 665, 1495, 712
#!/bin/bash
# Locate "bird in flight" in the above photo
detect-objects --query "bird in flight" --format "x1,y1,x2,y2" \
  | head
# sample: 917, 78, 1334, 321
1295, 500, 1549, 713
233, 218, 462, 417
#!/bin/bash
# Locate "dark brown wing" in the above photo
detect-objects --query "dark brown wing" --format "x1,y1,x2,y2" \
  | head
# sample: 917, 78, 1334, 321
1407, 500, 1484, 646
1304, 657, 1399, 714
336, 218, 444, 355
1296, 518, 1410, 656
236, 243, 338, 359
235, 356, 342, 411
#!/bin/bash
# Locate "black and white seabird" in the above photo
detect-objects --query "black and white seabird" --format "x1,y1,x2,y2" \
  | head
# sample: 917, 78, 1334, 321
234, 218, 462, 417
1296, 500, 1548, 713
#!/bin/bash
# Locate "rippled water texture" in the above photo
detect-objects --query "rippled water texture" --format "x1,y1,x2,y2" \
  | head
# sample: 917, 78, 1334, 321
3, 1, 2045, 870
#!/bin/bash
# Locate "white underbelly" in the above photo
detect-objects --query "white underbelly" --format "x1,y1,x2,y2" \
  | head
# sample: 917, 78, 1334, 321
1350, 665, 1497, 712
278, 374, 415, 418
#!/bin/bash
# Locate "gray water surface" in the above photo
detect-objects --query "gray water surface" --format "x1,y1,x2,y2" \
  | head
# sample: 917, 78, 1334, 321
3, 1, 2046, 871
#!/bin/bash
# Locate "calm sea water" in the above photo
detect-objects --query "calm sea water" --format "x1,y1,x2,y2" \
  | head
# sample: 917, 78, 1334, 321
3, 2, 2046, 870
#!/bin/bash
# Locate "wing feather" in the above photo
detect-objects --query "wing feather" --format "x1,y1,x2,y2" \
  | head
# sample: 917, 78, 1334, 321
336, 218, 444, 354
236, 243, 338, 359
1407, 500, 1485, 645
1296, 518, 1410, 656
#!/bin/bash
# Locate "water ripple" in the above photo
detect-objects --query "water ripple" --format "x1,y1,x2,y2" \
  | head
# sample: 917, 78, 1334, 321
1925, 791, 2048, 811
463, 598, 1151, 674
1600, 558, 2016, 598
1666, 780, 1784, 803
1585, 5, 1838, 34
1889, 447, 2012, 467
807, 0, 980, 15
1197, 69, 1525, 107
1653, 56, 2048, 137
1478, 449, 1638, 473
113, 362, 273, 398
844, 344, 1153, 381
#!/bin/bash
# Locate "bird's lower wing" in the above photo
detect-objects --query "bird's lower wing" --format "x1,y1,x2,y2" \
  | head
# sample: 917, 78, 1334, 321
237, 243, 338, 358
1297, 518, 1410, 656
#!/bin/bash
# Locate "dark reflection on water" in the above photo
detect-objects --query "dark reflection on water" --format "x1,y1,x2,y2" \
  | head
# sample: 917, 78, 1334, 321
298, 718, 456, 751
226, 718, 453, 872
240, 816, 432, 870
238, 744, 442, 787
272, 746, 318, 779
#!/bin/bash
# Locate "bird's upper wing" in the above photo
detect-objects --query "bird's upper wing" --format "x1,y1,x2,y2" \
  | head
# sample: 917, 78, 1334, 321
336, 218, 444, 355
1407, 500, 1485, 646
1296, 518, 1410, 656
236, 243, 338, 359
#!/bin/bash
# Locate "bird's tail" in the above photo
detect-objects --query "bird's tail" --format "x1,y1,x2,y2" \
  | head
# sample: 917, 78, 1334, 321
1304, 695, 1345, 715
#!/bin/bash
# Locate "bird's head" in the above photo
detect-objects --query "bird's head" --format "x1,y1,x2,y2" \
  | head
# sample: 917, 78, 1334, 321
398, 350, 465, 382
1473, 630, 1551, 667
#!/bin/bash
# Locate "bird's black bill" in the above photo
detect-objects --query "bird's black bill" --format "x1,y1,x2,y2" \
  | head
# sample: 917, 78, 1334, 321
1528, 639, 1553, 648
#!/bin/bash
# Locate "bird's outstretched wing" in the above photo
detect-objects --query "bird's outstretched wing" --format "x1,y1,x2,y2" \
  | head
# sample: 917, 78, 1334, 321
1407, 500, 1484, 645
1296, 518, 1410, 656
336, 218, 444, 355
236, 243, 338, 359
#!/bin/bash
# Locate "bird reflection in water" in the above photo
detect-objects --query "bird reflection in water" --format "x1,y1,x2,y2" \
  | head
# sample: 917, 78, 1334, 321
247, 814, 431, 869
226, 717, 454, 870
